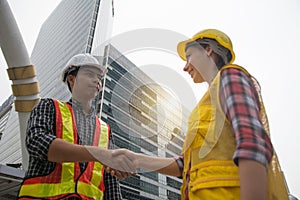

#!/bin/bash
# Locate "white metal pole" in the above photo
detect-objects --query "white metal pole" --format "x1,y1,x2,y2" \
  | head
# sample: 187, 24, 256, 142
0, 0, 40, 170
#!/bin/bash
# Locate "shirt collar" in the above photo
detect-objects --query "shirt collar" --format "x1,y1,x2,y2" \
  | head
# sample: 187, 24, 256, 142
68, 98, 96, 116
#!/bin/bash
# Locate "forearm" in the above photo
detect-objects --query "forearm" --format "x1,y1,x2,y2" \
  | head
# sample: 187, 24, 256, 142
135, 153, 181, 177
239, 159, 267, 200
48, 141, 136, 173
48, 138, 98, 162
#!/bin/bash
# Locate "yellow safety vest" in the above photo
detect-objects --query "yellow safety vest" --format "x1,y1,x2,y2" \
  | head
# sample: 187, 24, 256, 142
18, 100, 109, 200
181, 65, 289, 200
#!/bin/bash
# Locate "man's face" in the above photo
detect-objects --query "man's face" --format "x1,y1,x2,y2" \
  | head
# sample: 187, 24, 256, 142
72, 66, 103, 100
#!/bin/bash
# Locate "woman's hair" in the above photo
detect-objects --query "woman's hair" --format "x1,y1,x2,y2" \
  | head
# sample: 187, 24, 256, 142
186, 38, 231, 70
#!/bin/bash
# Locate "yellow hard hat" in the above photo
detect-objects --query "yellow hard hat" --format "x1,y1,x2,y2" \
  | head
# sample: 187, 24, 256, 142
177, 29, 235, 64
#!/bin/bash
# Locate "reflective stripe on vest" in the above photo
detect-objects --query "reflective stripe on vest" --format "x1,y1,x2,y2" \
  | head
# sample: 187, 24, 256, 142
19, 100, 109, 200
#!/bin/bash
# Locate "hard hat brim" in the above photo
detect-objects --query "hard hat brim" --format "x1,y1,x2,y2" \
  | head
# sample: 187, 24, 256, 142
177, 29, 236, 64
177, 38, 194, 61
78, 64, 108, 75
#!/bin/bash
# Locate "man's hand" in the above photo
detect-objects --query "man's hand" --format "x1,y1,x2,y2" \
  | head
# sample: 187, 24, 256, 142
105, 166, 133, 180
85, 147, 137, 173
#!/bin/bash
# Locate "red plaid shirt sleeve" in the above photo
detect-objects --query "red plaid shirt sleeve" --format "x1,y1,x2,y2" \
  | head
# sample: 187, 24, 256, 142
219, 68, 273, 167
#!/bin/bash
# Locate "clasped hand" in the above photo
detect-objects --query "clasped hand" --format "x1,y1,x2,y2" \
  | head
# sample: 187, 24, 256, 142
85, 147, 138, 178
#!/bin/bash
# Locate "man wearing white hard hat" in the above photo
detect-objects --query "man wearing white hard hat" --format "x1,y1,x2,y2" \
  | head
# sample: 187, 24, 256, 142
18, 53, 134, 200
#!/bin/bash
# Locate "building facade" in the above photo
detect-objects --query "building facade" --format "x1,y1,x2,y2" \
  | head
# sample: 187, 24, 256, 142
0, 0, 189, 199
0, 0, 112, 165
100, 44, 188, 199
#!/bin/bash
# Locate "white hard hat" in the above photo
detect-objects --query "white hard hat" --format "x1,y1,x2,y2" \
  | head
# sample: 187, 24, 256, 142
62, 53, 107, 82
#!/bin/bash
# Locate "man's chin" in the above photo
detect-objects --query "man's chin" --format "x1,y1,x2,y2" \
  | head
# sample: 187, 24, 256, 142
84, 92, 98, 101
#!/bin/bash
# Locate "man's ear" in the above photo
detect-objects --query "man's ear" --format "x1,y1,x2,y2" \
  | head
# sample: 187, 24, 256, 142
67, 75, 76, 91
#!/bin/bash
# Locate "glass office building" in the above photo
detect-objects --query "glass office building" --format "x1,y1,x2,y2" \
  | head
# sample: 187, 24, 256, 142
100, 44, 188, 199
0, 0, 113, 164
0, 0, 189, 199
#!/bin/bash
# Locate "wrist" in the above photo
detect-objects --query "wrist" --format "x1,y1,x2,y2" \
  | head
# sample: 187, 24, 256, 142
133, 152, 142, 168
85, 146, 108, 163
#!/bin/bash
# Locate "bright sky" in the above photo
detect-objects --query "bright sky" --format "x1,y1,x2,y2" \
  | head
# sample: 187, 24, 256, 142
1, 0, 300, 197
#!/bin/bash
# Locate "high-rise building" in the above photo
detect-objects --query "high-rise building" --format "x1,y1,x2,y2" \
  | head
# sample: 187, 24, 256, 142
0, 0, 114, 166
1, 1, 113, 198
0, 0, 188, 199
100, 44, 188, 199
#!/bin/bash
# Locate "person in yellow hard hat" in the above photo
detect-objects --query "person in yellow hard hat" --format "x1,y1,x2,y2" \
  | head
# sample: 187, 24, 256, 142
18, 53, 134, 200
107, 29, 289, 200
174, 28, 272, 200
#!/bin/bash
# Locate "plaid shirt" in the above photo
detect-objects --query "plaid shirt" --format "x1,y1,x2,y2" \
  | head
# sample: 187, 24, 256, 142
177, 67, 273, 199
220, 68, 273, 166
24, 98, 122, 199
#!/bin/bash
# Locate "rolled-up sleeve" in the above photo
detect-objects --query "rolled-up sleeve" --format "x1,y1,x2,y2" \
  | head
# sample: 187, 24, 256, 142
219, 68, 273, 168
175, 155, 184, 178
26, 98, 56, 160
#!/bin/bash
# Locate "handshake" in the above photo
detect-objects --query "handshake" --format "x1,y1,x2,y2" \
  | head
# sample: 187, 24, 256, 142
85, 146, 176, 179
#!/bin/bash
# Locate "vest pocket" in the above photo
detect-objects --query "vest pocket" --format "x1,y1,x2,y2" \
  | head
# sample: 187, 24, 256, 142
189, 160, 240, 192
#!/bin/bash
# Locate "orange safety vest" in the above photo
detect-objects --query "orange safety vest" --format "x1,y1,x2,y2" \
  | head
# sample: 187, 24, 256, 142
18, 100, 110, 200
181, 65, 289, 200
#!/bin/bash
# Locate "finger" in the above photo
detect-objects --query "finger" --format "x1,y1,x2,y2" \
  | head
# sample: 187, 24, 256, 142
116, 171, 131, 180
105, 166, 111, 173
110, 170, 115, 177
115, 171, 124, 180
